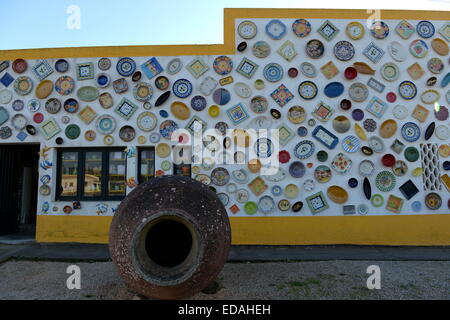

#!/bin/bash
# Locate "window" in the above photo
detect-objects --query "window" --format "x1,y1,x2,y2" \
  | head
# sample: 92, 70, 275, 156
138, 147, 155, 183
56, 148, 126, 201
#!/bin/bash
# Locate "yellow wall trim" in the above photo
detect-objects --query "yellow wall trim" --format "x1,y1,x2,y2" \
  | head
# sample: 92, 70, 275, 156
37, 214, 450, 245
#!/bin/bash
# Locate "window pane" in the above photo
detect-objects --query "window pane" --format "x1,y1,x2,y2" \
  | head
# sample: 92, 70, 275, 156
60, 151, 78, 197
84, 151, 102, 197
108, 151, 126, 197
174, 164, 191, 177
140, 148, 155, 183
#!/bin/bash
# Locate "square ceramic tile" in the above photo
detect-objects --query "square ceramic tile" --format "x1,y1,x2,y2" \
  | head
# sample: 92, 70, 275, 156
32, 60, 54, 80
343, 205, 356, 215
0, 106, 9, 125
407, 63, 425, 80
399, 179, 419, 200
317, 20, 339, 41
386, 194, 404, 213
141, 57, 163, 80
236, 57, 258, 79
312, 101, 334, 122
115, 98, 138, 120
226, 103, 249, 125
78, 105, 97, 124
438, 22, 450, 42
412, 104, 429, 122
391, 139, 405, 154
270, 84, 294, 107
277, 40, 297, 61
76, 62, 94, 80
185, 115, 207, 135
331, 152, 352, 174
229, 204, 240, 214
395, 20, 415, 39
0, 72, 14, 87
366, 96, 388, 118
273, 123, 295, 146
363, 42, 385, 63
248, 176, 268, 196
16, 131, 27, 141
186, 57, 209, 79
320, 61, 339, 79
39, 118, 61, 140
306, 191, 329, 214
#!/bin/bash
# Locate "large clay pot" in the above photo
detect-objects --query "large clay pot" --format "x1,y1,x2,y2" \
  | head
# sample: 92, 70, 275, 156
109, 175, 231, 299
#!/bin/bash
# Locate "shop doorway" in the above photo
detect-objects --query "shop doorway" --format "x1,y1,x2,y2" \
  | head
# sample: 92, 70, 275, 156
0, 144, 39, 239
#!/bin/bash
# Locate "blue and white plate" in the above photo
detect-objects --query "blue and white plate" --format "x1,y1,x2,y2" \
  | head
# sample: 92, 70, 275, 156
190, 95, 207, 111
342, 135, 360, 153
265, 19, 287, 39
333, 41, 355, 61
263, 63, 283, 82
416, 20, 435, 38
96, 115, 116, 134
258, 195, 275, 214
172, 79, 193, 98
255, 138, 274, 158
271, 185, 283, 196
116, 57, 136, 77
294, 140, 315, 159
401, 122, 421, 142
398, 81, 417, 100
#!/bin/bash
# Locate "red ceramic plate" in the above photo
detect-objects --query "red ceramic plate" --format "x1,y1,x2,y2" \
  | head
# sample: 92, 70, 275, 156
33, 112, 44, 124
344, 67, 357, 80
386, 92, 397, 103
381, 154, 396, 167
12, 59, 27, 73
288, 68, 298, 78
278, 150, 291, 163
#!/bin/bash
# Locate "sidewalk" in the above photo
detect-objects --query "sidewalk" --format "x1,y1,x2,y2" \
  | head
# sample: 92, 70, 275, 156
2, 243, 450, 263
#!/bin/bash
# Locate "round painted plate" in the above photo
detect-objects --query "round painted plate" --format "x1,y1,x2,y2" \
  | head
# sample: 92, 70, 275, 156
294, 140, 315, 159
12, 99, 24, 111
435, 125, 450, 140
298, 81, 317, 100
85, 130, 96, 141
12, 59, 27, 73
133, 82, 153, 102
28, 99, 40, 112
250, 96, 268, 114
348, 83, 369, 102
393, 105, 408, 120
255, 138, 274, 158
305, 39, 324, 59
265, 19, 286, 39
346, 21, 365, 40
370, 21, 389, 39
258, 196, 275, 214
238, 20, 257, 39
55, 59, 69, 72
398, 81, 417, 100
55, 76, 75, 95
159, 120, 178, 139
425, 192, 442, 210
98, 58, 111, 71
244, 201, 258, 215
263, 63, 283, 82
416, 20, 435, 38
371, 194, 384, 207
13, 76, 33, 96
333, 41, 355, 61
39, 185, 51, 196
375, 171, 396, 192
342, 135, 360, 153
136, 112, 157, 132
401, 122, 421, 142
96, 115, 116, 134
119, 126, 135, 142
45, 98, 61, 114
11, 114, 27, 130
213, 88, 231, 105
252, 41, 271, 58
213, 56, 233, 75
63, 98, 78, 113
116, 57, 136, 76
211, 167, 230, 186
289, 161, 306, 178
404, 146, 420, 162
314, 165, 332, 183
172, 79, 192, 98
381, 63, 400, 81
65, 124, 80, 140
427, 58, 444, 74
359, 160, 375, 177
95, 73, 110, 88
288, 106, 306, 124
292, 19, 311, 37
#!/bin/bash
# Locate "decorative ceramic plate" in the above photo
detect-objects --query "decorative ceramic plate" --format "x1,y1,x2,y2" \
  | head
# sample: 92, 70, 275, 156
236, 189, 249, 203
292, 19, 311, 37
96, 115, 116, 134
359, 160, 375, 177
136, 112, 157, 132
28, 99, 40, 112
375, 171, 396, 192
388, 41, 407, 62
435, 125, 450, 140
427, 58, 444, 74
370, 21, 389, 39
213, 56, 233, 75
233, 82, 252, 98
149, 132, 160, 143
398, 81, 417, 100
12, 100, 24, 111
255, 138, 274, 158
77, 86, 99, 102
238, 20, 257, 39
85, 130, 96, 141
0, 89, 12, 104
39, 185, 51, 196
300, 62, 317, 78
172, 79, 192, 98
331, 153, 352, 174
231, 169, 249, 184
341, 135, 360, 153
11, 114, 27, 130
346, 21, 365, 40
258, 195, 275, 214
348, 83, 369, 102
288, 106, 306, 124
409, 39, 428, 58
381, 63, 400, 81
425, 192, 442, 210
314, 165, 332, 183
98, 58, 111, 71
118, 126, 135, 142
159, 120, 178, 139
289, 161, 306, 178
420, 89, 440, 104
65, 124, 80, 140
55, 76, 75, 95
393, 105, 408, 120
249, 96, 268, 114
116, 57, 136, 76
333, 40, 355, 61
368, 136, 385, 153
263, 63, 283, 82
417, 20, 435, 38
306, 39, 325, 59
294, 140, 315, 159
133, 82, 153, 102
63, 98, 78, 113
265, 19, 286, 39
401, 122, 421, 142
166, 58, 182, 75
371, 194, 384, 207
45, 98, 61, 114
13, 76, 33, 96
298, 81, 317, 100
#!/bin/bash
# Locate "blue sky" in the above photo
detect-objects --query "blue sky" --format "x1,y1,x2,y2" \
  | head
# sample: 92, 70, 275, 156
0, 0, 449, 50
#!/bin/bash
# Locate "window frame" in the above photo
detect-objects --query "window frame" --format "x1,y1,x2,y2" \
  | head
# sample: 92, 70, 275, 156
56, 147, 127, 201
137, 147, 156, 183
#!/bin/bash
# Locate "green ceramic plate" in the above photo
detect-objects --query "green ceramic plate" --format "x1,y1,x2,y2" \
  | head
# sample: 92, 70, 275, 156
244, 201, 258, 215
371, 194, 384, 207
404, 146, 419, 162
65, 124, 80, 140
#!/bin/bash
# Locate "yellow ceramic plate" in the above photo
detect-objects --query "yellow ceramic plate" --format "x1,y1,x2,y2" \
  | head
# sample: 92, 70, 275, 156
354, 123, 367, 140
156, 143, 171, 158
170, 101, 190, 120
327, 185, 349, 204
346, 21, 365, 40
379, 119, 397, 139
208, 105, 220, 117
36, 80, 53, 99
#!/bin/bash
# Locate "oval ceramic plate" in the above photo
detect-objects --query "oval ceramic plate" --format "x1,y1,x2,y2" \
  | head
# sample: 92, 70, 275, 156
77, 86, 99, 102
166, 58, 183, 75
233, 82, 252, 98
300, 62, 317, 78
368, 136, 385, 153
388, 41, 407, 62
294, 140, 315, 159
420, 89, 440, 104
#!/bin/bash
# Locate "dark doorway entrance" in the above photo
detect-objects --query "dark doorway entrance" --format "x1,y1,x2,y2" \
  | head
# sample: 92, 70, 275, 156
0, 144, 39, 237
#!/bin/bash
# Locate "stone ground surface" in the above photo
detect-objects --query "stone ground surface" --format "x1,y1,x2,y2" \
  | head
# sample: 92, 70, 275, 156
1, 260, 449, 300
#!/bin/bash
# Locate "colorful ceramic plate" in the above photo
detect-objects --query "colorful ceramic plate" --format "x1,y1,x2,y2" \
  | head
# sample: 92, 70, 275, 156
136, 112, 157, 132
172, 79, 192, 98
238, 20, 257, 39
65, 124, 80, 140
401, 122, 421, 142
263, 63, 283, 82
375, 171, 396, 192
55, 76, 75, 95
96, 115, 116, 134
116, 57, 136, 76
294, 140, 315, 159
398, 81, 417, 100
333, 41, 355, 61
298, 81, 317, 100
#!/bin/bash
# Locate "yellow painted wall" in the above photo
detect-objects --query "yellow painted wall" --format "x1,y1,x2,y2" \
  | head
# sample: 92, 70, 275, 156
4, 8, 450, 245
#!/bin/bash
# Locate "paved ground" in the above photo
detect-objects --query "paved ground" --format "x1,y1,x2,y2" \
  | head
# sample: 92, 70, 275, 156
1, 260, 449, 300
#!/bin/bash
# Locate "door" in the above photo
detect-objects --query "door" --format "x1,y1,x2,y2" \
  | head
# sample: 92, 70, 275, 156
0, 145, 39, 235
